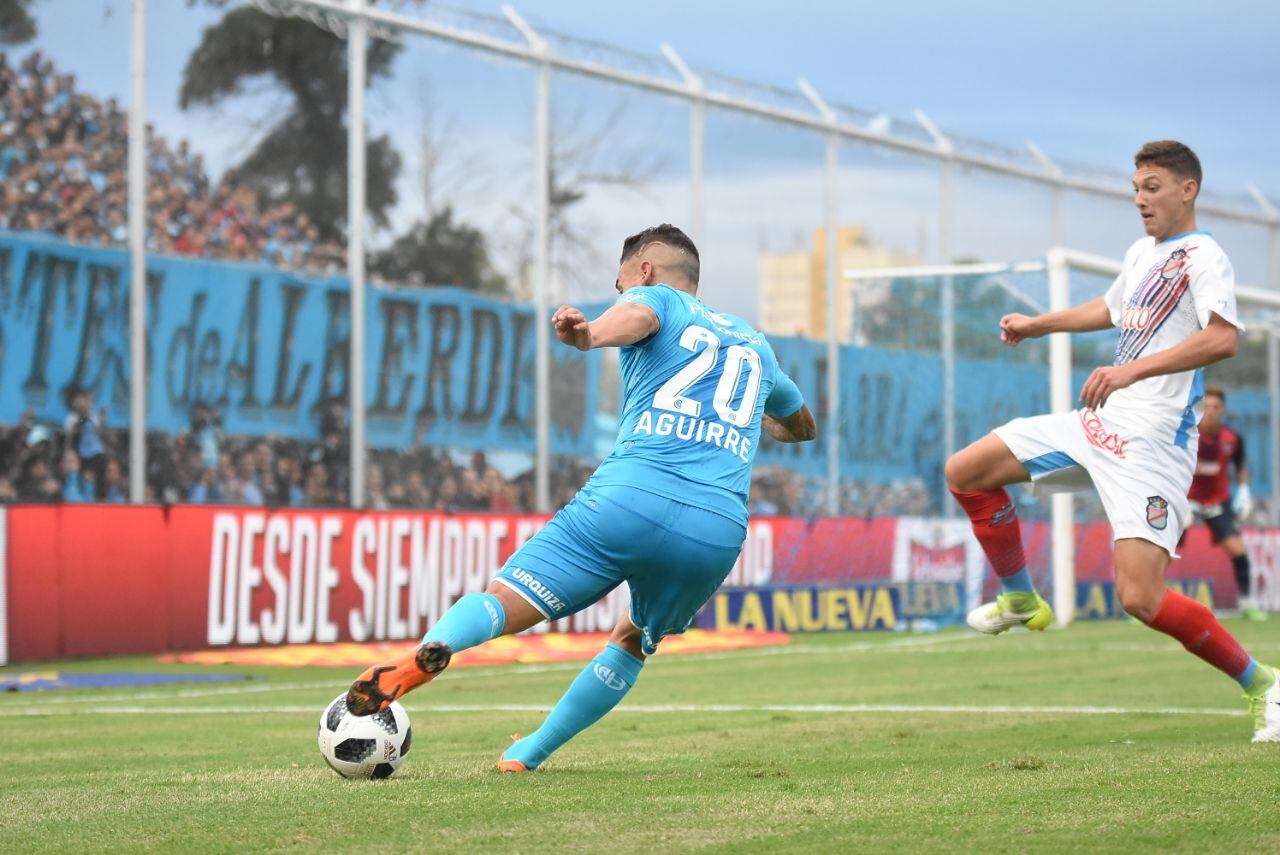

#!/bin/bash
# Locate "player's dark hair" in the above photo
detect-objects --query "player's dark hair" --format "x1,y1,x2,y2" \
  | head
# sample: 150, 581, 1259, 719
1134, 140, 1202, 191
1204, 387, 1226, 403
620, 224, 700, 287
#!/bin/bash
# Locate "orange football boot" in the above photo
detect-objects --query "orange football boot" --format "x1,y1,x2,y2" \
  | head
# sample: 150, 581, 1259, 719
497, 734, 531, 772
345, 640, 452, 716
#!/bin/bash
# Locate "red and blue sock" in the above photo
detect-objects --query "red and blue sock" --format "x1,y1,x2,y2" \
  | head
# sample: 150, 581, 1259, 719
950, 487, 1035, 595
1147, 589, 1261, 690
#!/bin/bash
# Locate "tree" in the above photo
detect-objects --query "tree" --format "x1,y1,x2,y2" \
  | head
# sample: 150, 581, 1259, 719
371, 208, 506, 293
0, 0, 36, 44
179, 2, 401, 239
499, 101, 665, 302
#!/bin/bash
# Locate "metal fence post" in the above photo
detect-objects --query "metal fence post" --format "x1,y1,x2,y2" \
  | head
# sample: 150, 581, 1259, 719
347, 0, 367, 509
1028, 141, 1064, 248
127, 0, 147, 503
800, 81, 841, 516
917, 111, 956, 509
661, 44, 703, 243
505, 6, 553, 513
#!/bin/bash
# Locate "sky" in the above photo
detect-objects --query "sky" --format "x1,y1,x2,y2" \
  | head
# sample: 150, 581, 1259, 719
19, 0, 1280, 320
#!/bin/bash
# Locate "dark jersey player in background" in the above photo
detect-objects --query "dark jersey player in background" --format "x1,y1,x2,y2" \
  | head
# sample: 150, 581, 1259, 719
1185, 387, 1262, 620
343, 224, 816, 772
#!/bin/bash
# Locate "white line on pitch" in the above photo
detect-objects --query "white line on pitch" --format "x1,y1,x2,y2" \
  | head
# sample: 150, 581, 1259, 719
666, 632, 984, 663
0, 633, 983, 706
4, 702, 1246, 718
0, 679, 340, 706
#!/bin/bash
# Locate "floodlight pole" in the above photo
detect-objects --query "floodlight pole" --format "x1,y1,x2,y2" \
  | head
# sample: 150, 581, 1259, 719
505, 5, 553, 513
917, 110, 957, 509
347, 0, 368, 509
662, 44, 703, 243
127, 0, 147, 503
800, 80, 841, 515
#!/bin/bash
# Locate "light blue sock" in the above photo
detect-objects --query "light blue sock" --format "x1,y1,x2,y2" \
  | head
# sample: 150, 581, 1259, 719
504, 642, 644, 769
999, 566, 1036, 595
1236, 657, 1261, 691
422, 593, 505, 653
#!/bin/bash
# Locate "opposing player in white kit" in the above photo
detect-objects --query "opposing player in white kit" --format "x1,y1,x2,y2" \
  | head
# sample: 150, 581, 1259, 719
945, 140, 1280, 742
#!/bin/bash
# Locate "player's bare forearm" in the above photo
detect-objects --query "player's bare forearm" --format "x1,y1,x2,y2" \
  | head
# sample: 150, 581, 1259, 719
763, 406, 816, 443
1000, 298, 1110, 345
553, 302, 658, 350
1237, 464, 1251, 487
1037, 298, 1114, 335
1079, 314, 1239, 409
1127, 315, 1238, 382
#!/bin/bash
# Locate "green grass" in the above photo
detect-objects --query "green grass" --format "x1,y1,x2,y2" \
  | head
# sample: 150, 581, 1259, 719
3, 621, 1280, 853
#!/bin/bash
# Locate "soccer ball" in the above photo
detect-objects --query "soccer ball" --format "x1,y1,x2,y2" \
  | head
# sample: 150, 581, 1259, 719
317, 692, 412, 779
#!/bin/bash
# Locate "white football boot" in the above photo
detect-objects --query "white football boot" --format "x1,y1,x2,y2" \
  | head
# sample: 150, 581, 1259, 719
1249, 666, 1280, 743
966, 592, 1054, 635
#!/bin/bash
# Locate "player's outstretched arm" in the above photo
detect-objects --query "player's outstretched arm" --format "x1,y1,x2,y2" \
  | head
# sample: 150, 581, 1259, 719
763, 405, 816, 443
1000, 297, 1112, 345
1079, 313, 1239, 409
552, 302, 659, 351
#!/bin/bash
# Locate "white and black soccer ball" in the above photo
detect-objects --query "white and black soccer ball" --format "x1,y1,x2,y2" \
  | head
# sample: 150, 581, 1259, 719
317, 693, 412, 779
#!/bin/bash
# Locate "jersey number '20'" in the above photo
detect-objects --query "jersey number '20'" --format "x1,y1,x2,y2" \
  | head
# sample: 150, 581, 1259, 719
652, 325, 762, 427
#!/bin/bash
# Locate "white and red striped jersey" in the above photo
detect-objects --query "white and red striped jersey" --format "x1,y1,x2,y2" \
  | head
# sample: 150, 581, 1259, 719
1100, 231, 1242, 447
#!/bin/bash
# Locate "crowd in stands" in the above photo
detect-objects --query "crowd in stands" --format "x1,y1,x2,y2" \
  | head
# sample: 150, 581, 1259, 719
5, 396, 1267, 522
749, 468, 949, 518
0, 388, 987, 518
0, 392, 597, 514
0, 51, 345, 273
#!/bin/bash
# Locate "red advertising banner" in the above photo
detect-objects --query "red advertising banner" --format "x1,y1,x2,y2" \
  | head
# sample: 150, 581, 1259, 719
0, 503, 1271, 663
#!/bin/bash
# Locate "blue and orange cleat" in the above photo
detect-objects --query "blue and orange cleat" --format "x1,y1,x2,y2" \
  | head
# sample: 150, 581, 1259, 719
497, 734, 532, 772
345, 640, 452, 716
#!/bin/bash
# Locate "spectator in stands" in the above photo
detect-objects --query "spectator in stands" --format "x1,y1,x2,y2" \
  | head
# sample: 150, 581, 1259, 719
18, 429, 60, 502
189, 403, 222, 473
271, 454, 304, 507
100, 457, 126, 502
59, 448, 91, 503
64, 387, 107, 488
226, 452, 263, 505
366, 465, 391, 510
188, 465, 223, 504
303, 461, 332, 507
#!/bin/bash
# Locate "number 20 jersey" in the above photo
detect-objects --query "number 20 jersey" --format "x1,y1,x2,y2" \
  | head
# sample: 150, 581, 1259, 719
585, 283, 804, 527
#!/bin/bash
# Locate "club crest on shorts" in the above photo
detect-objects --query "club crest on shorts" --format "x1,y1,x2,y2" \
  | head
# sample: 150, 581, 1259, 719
1146, 496, 1169, 530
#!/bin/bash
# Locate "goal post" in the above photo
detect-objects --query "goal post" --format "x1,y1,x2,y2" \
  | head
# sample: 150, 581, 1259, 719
1045, 248, 1123, 625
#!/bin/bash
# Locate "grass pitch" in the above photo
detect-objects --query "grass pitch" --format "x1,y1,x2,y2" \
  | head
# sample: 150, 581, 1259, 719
3, 620, 1280, 853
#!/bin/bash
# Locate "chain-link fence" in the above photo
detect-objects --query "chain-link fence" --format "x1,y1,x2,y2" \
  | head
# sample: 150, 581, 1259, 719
0, 0, 1276, 525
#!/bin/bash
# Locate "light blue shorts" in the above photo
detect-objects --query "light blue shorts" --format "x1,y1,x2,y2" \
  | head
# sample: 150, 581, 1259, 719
495, 483, 746, 655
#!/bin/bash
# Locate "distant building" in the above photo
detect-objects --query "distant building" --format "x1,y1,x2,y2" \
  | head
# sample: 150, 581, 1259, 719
758, 227, 919, 343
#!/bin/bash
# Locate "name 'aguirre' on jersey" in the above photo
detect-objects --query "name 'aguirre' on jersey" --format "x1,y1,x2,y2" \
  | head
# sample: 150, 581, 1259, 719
584, 284, 804, 528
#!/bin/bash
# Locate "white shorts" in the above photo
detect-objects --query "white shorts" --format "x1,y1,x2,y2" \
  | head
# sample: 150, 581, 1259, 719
993, 408, 1196, 557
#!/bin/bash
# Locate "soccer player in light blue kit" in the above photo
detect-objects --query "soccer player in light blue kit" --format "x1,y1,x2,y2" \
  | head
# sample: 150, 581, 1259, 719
346, 224, 816, 771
